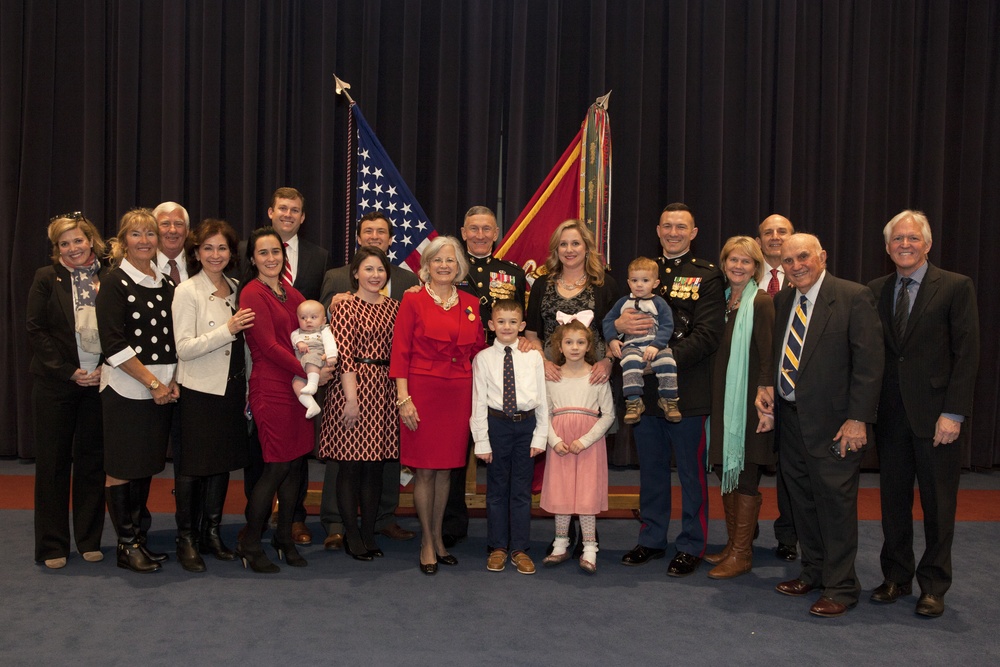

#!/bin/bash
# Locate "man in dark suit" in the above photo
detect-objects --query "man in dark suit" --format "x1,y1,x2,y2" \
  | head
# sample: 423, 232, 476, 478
756, 233, 883, 618
442, 206, 527, 547
867, 210, 979, 618
755, 213, 798, 562
153, 202, 191, 283
317, 211, 420, 550
238, 187, 333, 546
616, 203, 726, 577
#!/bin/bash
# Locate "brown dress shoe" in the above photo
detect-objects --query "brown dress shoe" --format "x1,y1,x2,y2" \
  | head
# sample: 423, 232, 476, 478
511, 551, 536, 575
487, 549, 507, 572
323, 533, 344, 551
291, 522, 312, 545
775, 578, 814, 596
378, 523, 416, 541
915, 593, 945, 618
809, 596, 854, 618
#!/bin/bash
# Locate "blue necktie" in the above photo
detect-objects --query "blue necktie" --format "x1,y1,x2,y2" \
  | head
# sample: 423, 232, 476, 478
779, 295, 808, 397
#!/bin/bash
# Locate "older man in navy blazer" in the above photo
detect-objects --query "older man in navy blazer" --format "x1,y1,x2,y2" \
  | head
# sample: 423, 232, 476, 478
867, 210, 979, 618
756, 233, 883, 618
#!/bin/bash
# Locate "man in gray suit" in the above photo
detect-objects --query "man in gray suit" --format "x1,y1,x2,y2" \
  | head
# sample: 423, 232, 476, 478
318, 211, 420, 549
756, 233, 883, 618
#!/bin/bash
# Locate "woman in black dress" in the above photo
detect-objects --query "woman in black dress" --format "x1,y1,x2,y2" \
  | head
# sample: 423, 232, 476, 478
96, 208, 179, 574
171, 219, 254, 572
27, 212, 108, 569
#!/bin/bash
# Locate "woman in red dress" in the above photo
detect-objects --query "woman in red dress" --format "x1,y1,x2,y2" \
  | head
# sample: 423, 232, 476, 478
390, 237, 485, 575
237, 227, 323, 573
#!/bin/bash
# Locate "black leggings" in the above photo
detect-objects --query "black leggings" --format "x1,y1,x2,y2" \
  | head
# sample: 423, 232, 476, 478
245, 456, 306, 549
336, 460, 385, 551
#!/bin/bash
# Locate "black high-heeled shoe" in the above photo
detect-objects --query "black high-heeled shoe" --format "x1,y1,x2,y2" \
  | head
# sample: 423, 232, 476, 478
271, 539, 308, 567
236, 543, 279, 574
420, 560, 438, 575
362, 537, 384, 558
436, 553, 458, 566
344, 540, 375, 562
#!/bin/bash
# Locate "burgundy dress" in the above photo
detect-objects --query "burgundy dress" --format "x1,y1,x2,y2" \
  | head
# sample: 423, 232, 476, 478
240, 279, 313, 463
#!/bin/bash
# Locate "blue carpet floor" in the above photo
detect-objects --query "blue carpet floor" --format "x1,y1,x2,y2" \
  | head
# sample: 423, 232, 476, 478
4, 511, 999, 666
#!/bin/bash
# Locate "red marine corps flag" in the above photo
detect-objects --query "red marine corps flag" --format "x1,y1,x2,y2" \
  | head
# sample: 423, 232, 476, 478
495, 92, 612, 284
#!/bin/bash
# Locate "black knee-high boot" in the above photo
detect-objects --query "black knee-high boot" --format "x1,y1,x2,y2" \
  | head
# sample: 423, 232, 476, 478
130, 476, 167, 562
200, 472, 235, 560
175, 475, 206, 572
106, 484, 160, 573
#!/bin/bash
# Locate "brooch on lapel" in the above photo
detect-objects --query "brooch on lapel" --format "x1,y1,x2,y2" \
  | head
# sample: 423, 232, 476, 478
465, 305, 476, 322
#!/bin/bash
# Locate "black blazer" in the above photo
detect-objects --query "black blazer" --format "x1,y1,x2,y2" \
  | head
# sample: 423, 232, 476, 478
772, 272, 884, 456
27, 263, 108, 380
294, 238, 333, 301
868, 263, 979, 440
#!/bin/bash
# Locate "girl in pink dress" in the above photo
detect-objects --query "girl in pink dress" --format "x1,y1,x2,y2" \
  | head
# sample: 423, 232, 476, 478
539, 320, 614, 573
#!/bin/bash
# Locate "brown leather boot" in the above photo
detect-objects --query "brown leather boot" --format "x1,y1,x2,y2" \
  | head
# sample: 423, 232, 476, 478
708, 492, 761, 579
704, 492, 736, 565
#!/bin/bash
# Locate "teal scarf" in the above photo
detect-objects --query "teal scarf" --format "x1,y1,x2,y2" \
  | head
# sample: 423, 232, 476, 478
720, 279, 757, 494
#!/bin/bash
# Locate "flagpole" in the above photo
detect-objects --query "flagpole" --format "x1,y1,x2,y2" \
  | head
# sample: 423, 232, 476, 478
334, 74, 356, 262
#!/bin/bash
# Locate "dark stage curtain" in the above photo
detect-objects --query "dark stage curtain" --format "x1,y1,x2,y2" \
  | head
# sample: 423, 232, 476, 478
3, 1, 998, 468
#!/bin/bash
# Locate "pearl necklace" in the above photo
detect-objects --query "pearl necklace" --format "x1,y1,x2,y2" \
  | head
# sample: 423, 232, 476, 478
425, 283, 459, 310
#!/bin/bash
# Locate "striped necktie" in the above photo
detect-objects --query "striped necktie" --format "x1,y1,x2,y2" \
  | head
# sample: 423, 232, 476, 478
282, 243, 293, 288
779, 294, 808, 397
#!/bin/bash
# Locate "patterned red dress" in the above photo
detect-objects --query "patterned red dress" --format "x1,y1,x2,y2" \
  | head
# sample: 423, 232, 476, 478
319, 295, 400, 461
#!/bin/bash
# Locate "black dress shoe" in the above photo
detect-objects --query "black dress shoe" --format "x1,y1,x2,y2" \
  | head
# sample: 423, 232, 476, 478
621, 545, 667, 566
915, 593, 945, 618
437, 554, 459, 566
775, 543, 798, 561
420, 561, 438, 575
666, 551, 702, 577
870, 581, 912, 604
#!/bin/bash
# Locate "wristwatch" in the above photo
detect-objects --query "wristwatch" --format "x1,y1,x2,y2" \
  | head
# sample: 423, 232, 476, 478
148, 379, 161, 391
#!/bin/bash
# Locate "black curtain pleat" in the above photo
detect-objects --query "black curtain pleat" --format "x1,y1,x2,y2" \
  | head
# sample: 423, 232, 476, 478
2, 0, 998, 468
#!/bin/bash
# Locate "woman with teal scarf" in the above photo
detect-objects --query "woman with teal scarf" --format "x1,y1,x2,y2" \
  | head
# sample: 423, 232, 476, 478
705, 237, 776, 579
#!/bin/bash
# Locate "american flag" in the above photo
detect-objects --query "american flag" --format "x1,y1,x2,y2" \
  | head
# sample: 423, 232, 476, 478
352, 104, 438, 272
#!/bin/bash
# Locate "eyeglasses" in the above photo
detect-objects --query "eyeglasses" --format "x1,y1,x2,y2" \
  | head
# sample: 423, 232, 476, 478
50, 211, 86, 223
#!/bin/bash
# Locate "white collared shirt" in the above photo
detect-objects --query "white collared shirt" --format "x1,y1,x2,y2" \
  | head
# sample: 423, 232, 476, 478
470, 340, 549, 454
156, 250, 188, 283
766, 262, 786, 289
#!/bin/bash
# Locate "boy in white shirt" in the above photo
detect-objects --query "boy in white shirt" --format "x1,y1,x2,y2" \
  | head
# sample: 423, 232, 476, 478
470, 300, 548, 575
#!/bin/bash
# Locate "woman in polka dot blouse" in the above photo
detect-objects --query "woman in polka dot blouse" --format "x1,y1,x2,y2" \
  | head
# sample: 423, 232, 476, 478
96, 208, 179, 574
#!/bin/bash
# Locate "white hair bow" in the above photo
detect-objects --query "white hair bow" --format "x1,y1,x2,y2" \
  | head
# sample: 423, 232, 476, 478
555, 309, 594, 328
